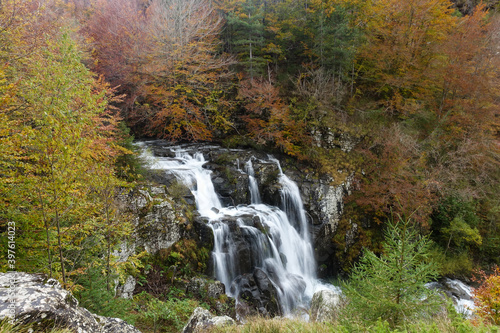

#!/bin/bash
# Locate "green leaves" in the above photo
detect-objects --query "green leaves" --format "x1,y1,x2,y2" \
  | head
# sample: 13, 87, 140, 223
443, 217, 482, 249
0, 9, 133, 289
342, 214, 440, 329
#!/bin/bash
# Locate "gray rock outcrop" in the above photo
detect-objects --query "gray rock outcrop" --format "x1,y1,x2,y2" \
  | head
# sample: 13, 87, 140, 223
310, 289, 342, 322
118, 186, 182, 255
113, 184, 214, 297
182, 307, 235, 333
0, 272, 141, 333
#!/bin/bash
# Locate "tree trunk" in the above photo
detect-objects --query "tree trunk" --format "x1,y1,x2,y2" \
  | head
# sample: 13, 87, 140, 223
55, 209, 66, 287
38, 190, 53, 278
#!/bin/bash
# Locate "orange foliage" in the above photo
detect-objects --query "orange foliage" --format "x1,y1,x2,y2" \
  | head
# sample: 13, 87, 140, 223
473, 266, 500, 325
82, 0, 146, 99
352, 1, 500, 225
352, 125, 435, 227
358, 0, 456, 102
83, 0, 233, 142
436, 5, 499, 131
239, 79, 310, 158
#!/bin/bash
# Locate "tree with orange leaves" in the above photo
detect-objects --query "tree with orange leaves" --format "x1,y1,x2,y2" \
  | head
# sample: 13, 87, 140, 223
473, 266, 500, 325
84, 0, 234, 142
0, 2, 131, 286
239, 78, 310, 158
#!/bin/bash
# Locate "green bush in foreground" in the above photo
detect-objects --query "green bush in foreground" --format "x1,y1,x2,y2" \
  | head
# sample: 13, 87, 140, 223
341, 214, 441, 329
132, 292, 203, 333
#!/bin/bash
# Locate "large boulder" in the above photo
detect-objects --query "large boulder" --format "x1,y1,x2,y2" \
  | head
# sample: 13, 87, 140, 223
182, 307, 235, 333
310, 289, 342, 322
0, 272, 141, 333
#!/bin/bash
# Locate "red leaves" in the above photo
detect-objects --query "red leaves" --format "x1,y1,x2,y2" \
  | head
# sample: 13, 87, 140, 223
473, 266, 500, 325
239, 79, 310, 158
83, 0, 146, 88
83, 0, 233, 142
353, 125, 435, 227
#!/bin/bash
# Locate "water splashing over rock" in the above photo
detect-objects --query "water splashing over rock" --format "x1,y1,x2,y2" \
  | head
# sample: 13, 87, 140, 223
138, 141, 337, 318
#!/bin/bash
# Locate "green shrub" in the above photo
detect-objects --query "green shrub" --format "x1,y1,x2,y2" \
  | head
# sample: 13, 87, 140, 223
133, 292, 200, 333
341, 213, 440, 329
429, 246, 474, 277
73, 266, 135, 324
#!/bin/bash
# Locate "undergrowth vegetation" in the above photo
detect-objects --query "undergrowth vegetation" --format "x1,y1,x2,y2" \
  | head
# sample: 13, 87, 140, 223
209, 313, 498, 333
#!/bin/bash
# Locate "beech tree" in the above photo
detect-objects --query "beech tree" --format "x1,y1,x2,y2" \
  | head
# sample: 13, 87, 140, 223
82, 0, 146, 106
84, 0, 234, 141
239, 78, 309, 158
139, 0, 234, 141
356, 0, 457, 114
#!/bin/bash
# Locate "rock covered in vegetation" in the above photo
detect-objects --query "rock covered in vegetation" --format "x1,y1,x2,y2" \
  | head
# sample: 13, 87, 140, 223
113, 184, 215, 298
117, 184, 214, 258
0, 272, 141, 333
187, 277, 225, 299
118, 186, 182, 255
116, 275, 136, 300
310, 289, 342, 322
186, 277, 235, 317
182, 307, 235, 333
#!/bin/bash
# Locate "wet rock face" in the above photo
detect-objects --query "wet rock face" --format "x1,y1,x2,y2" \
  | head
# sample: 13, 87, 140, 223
426, 278, 475, 317
230, 268, 281, 318
0, 272, 141, 333
206, 213, 280, 277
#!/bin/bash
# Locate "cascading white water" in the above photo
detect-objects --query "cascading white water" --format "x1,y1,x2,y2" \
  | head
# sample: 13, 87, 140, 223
245, 158, 262, 204
138, 142, 335, 316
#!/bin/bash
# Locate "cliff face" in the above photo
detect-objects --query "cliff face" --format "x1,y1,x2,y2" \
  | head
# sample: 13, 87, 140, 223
109, 140, 354, 318
144, 141, 352, 278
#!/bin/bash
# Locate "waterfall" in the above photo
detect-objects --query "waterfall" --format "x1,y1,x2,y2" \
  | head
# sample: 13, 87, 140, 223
245, 158, 262, 204
138, 142, 334, 316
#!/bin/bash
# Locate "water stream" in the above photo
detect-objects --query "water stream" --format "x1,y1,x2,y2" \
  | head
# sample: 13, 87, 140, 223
138, 142, 334, 316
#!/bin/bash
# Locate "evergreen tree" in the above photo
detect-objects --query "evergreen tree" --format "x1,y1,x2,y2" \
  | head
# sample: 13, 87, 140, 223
310, 0, 359, 75
225, 0, 266, 79
342, 213, 441, 329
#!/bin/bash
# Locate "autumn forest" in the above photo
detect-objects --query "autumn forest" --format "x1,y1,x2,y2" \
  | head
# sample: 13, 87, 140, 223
1, 0, 500, 331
